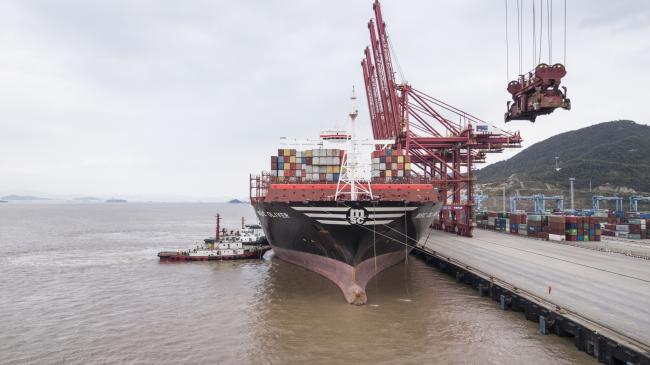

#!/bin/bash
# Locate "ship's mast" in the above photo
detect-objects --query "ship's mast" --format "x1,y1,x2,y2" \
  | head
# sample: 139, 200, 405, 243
215, 213, 221, 241
336, 87, 375, 201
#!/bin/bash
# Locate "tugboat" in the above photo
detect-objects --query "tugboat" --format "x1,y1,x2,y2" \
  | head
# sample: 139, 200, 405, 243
158, 214, 271, 261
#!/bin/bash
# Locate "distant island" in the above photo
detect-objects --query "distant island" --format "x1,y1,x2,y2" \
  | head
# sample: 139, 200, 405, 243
74, 196, 101, 201
1, 194, 49, 201
228, 199, 246, 204
106, 198, 127, 203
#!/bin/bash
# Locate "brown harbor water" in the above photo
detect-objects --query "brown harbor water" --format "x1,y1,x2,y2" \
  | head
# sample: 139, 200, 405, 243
0, 203, 595, 364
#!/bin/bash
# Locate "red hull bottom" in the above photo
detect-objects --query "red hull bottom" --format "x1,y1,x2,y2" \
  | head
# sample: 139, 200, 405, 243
271, 246, 410, 305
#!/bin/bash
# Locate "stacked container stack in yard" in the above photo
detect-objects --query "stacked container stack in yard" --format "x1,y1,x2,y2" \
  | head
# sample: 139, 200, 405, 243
474, 211, 611, 242
526, 214, 548, 239
548, 215, 566, 241
370, 149, 411, 181
271, 148, 343, 183
509, 213, 527, 235
603, 219, 648, 239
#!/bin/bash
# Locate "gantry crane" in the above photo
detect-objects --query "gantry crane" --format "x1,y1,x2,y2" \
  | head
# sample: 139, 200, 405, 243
360, 1, 522, 236
510, 194, 564, 213
592, 195, 624, 212
630, 196, 650, 212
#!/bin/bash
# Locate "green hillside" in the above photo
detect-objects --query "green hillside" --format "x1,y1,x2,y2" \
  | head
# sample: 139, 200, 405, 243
476, 120, 650, 194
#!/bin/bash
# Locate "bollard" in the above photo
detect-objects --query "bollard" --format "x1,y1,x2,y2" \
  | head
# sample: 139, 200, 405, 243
499, 294, 506, 310
539, 315, 548, 335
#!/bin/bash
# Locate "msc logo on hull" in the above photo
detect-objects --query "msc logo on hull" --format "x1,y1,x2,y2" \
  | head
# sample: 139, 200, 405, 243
289, 205, 420, 226
346, 208, 367, 225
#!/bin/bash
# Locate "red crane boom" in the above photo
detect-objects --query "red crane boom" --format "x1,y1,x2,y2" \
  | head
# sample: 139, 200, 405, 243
361, 0, 523, 236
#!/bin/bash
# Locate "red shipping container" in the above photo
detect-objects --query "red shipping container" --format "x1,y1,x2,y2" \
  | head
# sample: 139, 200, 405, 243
386, 156, 392, 163
629, 224, 642, 234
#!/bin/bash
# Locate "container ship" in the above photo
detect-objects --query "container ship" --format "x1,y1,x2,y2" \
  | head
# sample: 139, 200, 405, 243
250, 94, 440, 305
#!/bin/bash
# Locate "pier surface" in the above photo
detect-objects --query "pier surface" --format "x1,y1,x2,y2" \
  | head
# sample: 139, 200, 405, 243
418, 229, 650, 347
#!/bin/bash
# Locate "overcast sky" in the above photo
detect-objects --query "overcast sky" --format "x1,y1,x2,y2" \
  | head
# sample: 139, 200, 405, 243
1, 0, 648, 200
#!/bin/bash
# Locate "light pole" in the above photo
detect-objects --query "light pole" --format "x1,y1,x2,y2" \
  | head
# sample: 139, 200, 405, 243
569, 177, 575, 211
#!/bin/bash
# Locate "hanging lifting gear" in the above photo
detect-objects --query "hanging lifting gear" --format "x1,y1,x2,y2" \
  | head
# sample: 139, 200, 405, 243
504, 63, 571, 123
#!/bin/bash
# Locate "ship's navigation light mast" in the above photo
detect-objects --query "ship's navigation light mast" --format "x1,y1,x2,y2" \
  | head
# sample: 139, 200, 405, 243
336, 87, 374, 201
215, 213, 221, 241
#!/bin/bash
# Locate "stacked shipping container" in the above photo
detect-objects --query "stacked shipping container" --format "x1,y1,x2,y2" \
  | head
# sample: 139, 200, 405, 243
271, 148, 343, 183
603, 219, 647, 239
371, 149, 411, 181
510, 213, 527, 235
476, 211, 605, 242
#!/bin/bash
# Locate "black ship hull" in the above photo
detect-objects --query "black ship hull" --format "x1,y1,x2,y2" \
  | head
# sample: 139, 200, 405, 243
253, 200, 441, 304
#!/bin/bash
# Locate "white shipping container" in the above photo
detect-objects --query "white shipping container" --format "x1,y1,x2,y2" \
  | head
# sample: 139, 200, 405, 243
615, 231, 629, 238
616, 225, 629, 232
549, 234, 565, 242
313, 157, 320, 165
278, 170, 284, 177
397, 170, 404, 177
326, 173, 333, 180
333, 157, 340, 165
320, 166, 327, 173
380, 163, 386, 170
372, 170, 380, 177
372, 158, 380, 164
296, 170, 302, 177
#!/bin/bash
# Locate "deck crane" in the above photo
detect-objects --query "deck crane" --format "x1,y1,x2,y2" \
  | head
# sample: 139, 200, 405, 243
360, 1, 522, 237
504, 0, 570, 122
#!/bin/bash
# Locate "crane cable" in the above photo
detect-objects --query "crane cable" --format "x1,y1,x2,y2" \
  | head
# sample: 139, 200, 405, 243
516, 0, 522, 75
533, 1, 536, 66
505, 0, 509, 82
547, 0, 552, 63
538, 0, 543, 64
564, 0, 566, 67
